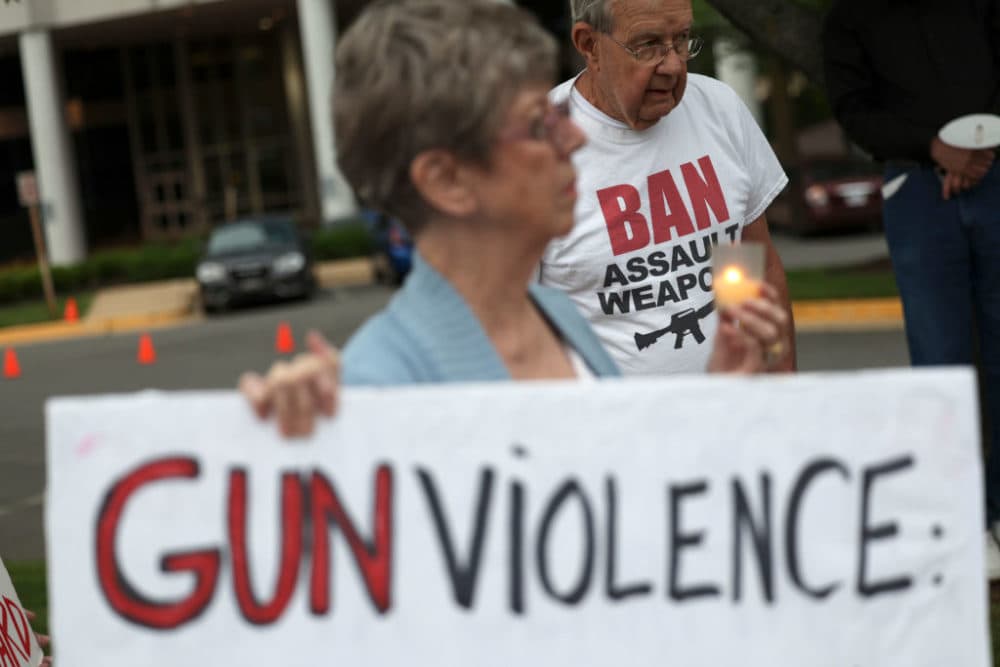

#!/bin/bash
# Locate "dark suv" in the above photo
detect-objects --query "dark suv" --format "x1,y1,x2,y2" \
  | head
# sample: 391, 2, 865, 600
196, 217, 316, 313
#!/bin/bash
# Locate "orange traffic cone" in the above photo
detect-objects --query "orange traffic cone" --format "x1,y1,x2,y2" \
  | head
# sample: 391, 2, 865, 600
137, 333, 157, 365
63, 297, 79, 323
3, 348, 21, 379
275, 321, 295, 354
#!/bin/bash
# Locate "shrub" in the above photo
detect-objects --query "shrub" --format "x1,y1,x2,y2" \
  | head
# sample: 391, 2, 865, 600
0, 223, 375, 306
312, 218, 375, 260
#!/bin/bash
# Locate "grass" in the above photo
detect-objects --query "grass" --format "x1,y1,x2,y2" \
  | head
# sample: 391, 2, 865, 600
785, 265, 898, 301
8, 560, 48, 636
0, 292, 92, 329
6, 558, 1000, 662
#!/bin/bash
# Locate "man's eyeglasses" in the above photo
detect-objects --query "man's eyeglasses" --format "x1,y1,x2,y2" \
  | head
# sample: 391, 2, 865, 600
499, 101, 576, 154
605, 33, 704, 65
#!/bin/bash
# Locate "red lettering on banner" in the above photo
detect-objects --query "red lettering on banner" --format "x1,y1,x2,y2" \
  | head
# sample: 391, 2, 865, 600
598, 184, 650, 256
680, 156, 730, 230
228, 470, 304, 625
597, 156, 730, 255
309, 466, 394, 615
648, 169, 695, 243
95, 457, 221, 630
0, 596, 32, 667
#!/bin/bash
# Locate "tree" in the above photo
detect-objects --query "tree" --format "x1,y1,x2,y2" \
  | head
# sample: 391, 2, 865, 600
704, 0, 828, 85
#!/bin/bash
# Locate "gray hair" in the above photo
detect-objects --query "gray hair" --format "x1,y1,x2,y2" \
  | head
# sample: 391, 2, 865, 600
570, 0, 614, 32
334, 0, 558, 232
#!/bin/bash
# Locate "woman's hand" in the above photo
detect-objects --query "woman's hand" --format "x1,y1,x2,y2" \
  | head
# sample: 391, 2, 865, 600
707, 282, 791, 375
25, 610, 53, 667
239, 330, 341, 437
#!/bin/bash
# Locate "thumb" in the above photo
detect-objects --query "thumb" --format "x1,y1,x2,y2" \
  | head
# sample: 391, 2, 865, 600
238, 372, 272, 418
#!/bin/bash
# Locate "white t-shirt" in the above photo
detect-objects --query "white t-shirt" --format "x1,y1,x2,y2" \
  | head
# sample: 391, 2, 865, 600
541, 73, 788, 376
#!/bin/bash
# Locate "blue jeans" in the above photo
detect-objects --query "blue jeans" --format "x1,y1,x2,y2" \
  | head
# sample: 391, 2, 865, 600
883, 162, 1000, 524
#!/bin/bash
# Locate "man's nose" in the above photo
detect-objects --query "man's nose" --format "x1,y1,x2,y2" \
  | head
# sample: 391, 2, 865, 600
655, 48, 685, 76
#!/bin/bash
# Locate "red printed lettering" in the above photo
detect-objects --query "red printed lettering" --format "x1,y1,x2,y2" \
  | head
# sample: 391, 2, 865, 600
648, 169, 696, 243
598, 184, 650, 256
681, 156, 730, 230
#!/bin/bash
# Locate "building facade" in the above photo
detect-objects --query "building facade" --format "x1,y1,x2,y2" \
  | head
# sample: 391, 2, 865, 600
0, 0, 367, 265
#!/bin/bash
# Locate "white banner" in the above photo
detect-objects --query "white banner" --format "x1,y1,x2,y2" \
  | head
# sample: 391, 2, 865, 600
46, 369, 988, 667
0, 557, 43, 667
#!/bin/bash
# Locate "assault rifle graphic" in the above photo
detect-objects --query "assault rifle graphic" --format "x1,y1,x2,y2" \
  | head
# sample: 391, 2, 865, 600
634, 299, 716, 351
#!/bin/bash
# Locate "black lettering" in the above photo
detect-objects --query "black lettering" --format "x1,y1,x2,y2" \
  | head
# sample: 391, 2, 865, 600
656, 279, 680, 306
698, 266, 713, 291
676, 273, 698, 301
536, 480, 595, 605
605, 477, 653, 601
603, 263, 629, 288
626, 256, 649, 283
416, 467, 494, 609
632, 285, 656, 311
598, 291, 631, 315
785, 459, 849, 599
724, 224, 739, 242
648, 251, 670, 277
671, 244, 695, 269
509, 478, 526, 614
731, 475, 774, 604
689, 235, 712, 263
857, 456, 915, 597
668, 481, 720, 601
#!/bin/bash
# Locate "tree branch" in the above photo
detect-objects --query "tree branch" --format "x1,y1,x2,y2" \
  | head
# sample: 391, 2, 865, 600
705, 0, 826, 85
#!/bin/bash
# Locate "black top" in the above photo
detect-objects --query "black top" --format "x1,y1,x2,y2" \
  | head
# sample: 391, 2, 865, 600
823, 0, 1000, 163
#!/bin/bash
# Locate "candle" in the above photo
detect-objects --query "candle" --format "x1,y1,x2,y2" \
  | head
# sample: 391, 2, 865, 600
714, 264, 760, 307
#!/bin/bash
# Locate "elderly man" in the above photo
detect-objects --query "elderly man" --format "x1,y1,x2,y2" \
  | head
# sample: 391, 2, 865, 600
539, 0, 794, 375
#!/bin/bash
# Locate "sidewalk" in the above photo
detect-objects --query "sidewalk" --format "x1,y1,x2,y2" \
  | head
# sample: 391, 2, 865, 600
0, 257, 900, 347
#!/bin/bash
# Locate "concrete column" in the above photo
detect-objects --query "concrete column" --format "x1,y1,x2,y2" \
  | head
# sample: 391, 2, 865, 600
19, 29, 87, 265
713, 36, 764, 128
296, 0, 357, 224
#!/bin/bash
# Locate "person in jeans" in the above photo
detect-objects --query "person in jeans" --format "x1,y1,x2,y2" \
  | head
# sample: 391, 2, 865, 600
823, 0, 1000, 575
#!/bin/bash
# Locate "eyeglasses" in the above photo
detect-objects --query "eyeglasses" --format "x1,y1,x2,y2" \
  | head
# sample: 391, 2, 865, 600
499, 101, 577, 154
604, 33, 704, 65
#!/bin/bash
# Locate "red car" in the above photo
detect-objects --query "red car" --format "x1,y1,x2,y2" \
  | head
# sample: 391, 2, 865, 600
768, 156, 884, 235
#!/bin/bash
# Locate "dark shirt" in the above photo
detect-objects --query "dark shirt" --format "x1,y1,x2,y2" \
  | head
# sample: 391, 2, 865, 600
823, 0, 1000, 163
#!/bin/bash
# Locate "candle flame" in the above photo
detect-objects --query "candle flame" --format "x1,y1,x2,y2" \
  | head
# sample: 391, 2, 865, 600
722, 266, 744, 284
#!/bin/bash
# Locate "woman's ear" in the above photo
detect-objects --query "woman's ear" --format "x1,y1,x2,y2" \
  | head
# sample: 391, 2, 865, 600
572, 21, 600, 69
410, 149, 477, 219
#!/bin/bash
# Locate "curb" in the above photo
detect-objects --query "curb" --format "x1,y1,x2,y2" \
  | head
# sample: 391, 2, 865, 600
0, 309, 198, 347
0, 253, 904, 347
792, 298, 903, 332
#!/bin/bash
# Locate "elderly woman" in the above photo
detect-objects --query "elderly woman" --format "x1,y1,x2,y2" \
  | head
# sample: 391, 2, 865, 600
241, 0, 789, 435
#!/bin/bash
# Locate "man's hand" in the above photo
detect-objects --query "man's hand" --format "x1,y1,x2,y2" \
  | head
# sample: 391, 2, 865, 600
239, 330, 341, 438
930, 136, 994, 199
707, 282, 791, 375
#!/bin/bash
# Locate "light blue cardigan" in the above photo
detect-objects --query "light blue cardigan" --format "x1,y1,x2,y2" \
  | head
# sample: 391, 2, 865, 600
343, 255, 620, 385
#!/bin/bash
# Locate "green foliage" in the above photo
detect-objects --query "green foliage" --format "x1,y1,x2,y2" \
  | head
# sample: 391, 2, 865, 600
0, 292, 93, 328
311, 219, 375, 261
7, 560, 48, 636
785, 266, 899, 301
0, 222, 376, 307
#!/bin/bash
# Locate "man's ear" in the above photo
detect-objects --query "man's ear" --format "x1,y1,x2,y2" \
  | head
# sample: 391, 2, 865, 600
409, 149, 477, 219
572, 21, 600, 69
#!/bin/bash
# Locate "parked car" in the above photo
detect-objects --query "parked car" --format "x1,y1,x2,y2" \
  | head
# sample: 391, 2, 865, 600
768, 156, 884, 235
196, 216, 316, 313
365, 210, 413, 286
